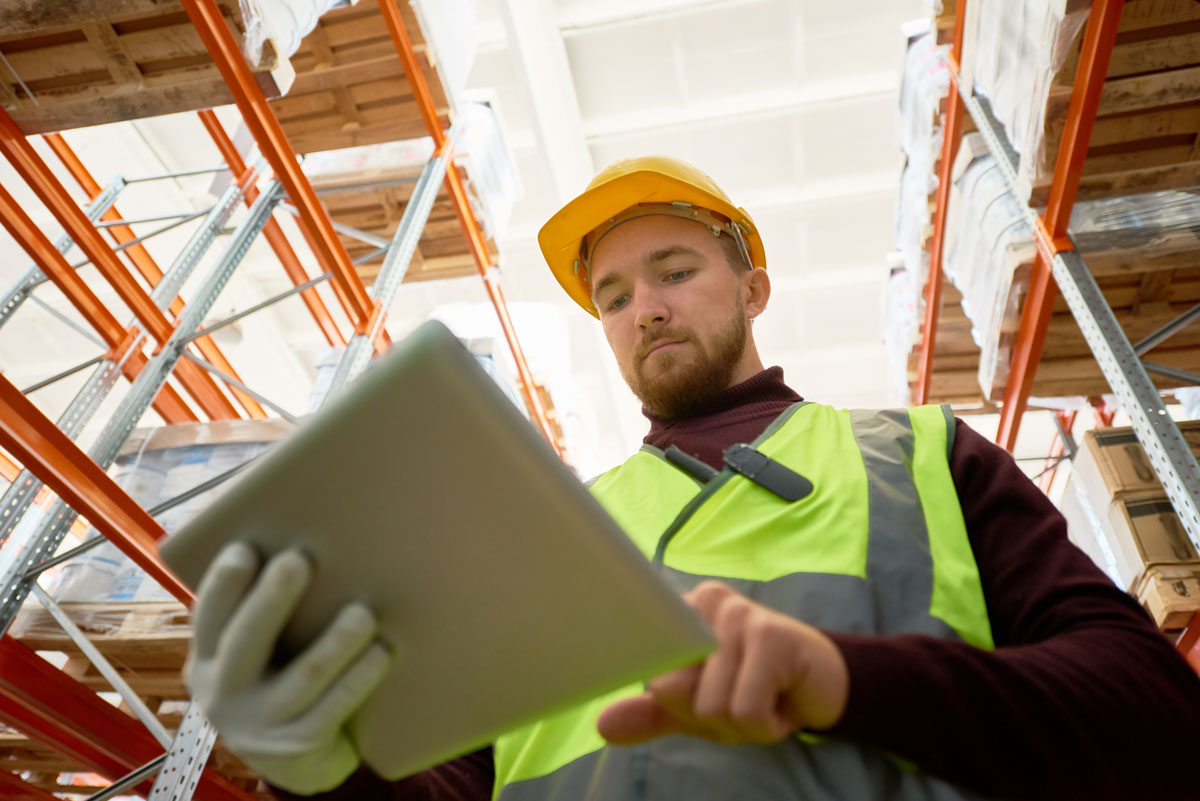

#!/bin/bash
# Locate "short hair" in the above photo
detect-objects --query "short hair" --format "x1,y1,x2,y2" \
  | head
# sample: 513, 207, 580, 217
715, 231, 752, 273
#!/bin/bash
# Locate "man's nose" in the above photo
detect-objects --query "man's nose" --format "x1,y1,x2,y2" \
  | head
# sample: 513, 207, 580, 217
634, 287, 669, 330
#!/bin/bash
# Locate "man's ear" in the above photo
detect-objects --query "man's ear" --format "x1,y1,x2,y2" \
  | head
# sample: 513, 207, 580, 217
744, 267, 771, 319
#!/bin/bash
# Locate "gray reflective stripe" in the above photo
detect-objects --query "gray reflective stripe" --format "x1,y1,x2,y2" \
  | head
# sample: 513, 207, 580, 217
655, 569, 959, 640
941, 404, 957, 461
850, 409, 955, 639
500, 727, 984, 801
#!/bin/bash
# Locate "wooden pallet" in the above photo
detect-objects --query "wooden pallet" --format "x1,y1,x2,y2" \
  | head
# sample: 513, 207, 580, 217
309, 160, 497, 285
937, 0, 1200, 204
910, 254, 1200, 408
0, 0, 291, 135
0, 601, 272, 798
270, 1, 452, 155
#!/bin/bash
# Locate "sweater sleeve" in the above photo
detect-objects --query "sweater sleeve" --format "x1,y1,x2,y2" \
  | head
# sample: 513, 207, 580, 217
824, 420, 1200, 800
267, 748, 493, 801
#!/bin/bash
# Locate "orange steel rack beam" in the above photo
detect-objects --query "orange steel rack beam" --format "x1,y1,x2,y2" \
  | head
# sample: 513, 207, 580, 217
913, 6, 967, 406
0, 108, 241, 423
181, 0, 376, 336
197, 110, 347, 349
994, 0, 1124, 451
377, 0, 561, 454
42, 133, 269, 420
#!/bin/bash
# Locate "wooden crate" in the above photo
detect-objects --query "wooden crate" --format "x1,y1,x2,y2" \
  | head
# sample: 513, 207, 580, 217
0, 601, 272, 798
270, 1, 452, 154
309, 161, 497, 285
0, 0, 291, 135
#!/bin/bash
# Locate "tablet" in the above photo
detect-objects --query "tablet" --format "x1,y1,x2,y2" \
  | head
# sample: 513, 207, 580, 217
158, 320, 715, 779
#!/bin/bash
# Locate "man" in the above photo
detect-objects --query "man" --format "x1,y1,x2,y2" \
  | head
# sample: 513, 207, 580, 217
188, 157, 1200, 800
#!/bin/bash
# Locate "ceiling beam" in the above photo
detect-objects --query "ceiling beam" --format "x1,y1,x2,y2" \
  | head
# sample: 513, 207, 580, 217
497, 0, 595, 204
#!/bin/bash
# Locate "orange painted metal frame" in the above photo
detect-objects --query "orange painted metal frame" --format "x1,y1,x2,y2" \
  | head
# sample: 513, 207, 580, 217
913, 4, 968, 406
180, 0, 375, 334
197, 110, 347, 348
0, 372, 191, 603
1035, 410, 1076, 494
0, 108, 241, 422
0, 636, 254, 801
993, 0, 1125, 451
41, 133, 268, 419
0, 177, 197, 424
376, 0, 561, 455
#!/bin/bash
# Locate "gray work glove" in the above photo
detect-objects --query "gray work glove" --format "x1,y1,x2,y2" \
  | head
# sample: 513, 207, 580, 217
184, 543, 391, 795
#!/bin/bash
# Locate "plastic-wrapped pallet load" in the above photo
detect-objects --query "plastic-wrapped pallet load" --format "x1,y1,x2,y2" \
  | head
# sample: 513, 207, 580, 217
965, 0, 1200, 204
302, 99, 519, 283
940, 131, 1200, 400
1059, 423, 1200, 629
42, 419, 294, 617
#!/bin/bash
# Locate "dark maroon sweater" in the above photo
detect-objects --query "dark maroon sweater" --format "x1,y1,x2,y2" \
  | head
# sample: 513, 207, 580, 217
273, 367, 1200, 801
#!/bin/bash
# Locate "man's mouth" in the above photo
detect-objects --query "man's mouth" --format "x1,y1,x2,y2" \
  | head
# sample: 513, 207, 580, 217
643, 340, 685, 360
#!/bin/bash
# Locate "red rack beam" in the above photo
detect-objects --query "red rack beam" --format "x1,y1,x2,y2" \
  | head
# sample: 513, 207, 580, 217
0, 372, 192, 604
1178, 613, 1200, 673
0, 109, 238, 422
41, 133, 268, 420
0, 769, 60, 801
994, 0, 1125, 451
0, 636, 254, 801
376, 0, 562, 456
181, 0, 374, 334
197, 110, 346, 349
913, 1, 968, 406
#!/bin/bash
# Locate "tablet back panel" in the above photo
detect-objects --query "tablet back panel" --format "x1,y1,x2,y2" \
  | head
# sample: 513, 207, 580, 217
160, 321, 715, 779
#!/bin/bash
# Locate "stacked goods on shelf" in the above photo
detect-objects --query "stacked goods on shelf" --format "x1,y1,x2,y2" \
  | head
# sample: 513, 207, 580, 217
0, 0, 313, 134
270, 0, 476, 154
3, 418, 294, 798
886, 31, 978, 405
904, 129, 1200, 406
963, 0, 1200, 205
301, 100, 519, 285
1061, 422, 1200, 629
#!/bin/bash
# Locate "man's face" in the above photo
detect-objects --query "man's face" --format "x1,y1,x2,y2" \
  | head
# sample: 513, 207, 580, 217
589, 215, 755, 419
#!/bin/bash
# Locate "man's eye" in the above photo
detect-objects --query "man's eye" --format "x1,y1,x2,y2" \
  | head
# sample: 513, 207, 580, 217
609, 295, 629, 310
667, 271, 689, 281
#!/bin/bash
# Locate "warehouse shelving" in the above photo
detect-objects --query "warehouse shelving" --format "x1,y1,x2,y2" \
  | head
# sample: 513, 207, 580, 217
0, 1, 560, 797
912, 0, 1200, 669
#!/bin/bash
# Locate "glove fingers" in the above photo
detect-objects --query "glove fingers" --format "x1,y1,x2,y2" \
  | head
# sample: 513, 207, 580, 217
297, 642, 391, 736
215, 548, 313, 694
191, 542, 261, 660
269, 602, 379, 720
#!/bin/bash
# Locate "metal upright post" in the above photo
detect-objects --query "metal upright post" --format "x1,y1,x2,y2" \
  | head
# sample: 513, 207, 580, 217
324, 127, 462, 395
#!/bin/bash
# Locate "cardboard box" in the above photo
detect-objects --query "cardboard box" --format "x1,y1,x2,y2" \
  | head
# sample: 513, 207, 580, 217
1072, 423, 1200, 512
1104, 493, 1199, 591
1133, 562, 1200, 630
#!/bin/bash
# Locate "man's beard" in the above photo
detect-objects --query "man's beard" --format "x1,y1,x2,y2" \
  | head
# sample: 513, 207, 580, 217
620, 300, 748, 420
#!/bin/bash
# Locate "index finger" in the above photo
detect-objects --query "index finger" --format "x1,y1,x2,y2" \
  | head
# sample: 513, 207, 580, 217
191, 542, 261, 660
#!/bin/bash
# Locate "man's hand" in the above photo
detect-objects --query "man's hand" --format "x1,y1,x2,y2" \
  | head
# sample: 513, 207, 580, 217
185, 543, 391, 795
597, 580, 848, 746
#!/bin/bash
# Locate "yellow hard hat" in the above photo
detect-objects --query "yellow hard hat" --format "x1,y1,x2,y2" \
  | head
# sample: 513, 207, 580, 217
538, 155, 765, 318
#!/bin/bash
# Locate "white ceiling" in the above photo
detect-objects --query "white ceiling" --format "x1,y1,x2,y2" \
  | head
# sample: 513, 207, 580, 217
0, 0, 955, 478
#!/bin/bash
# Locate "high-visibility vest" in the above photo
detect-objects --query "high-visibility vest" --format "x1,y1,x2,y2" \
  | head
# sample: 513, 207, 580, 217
494, 402, 994, 801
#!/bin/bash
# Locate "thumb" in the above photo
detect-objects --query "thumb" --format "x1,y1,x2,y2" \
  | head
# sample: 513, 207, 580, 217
596, 693, 688, 745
